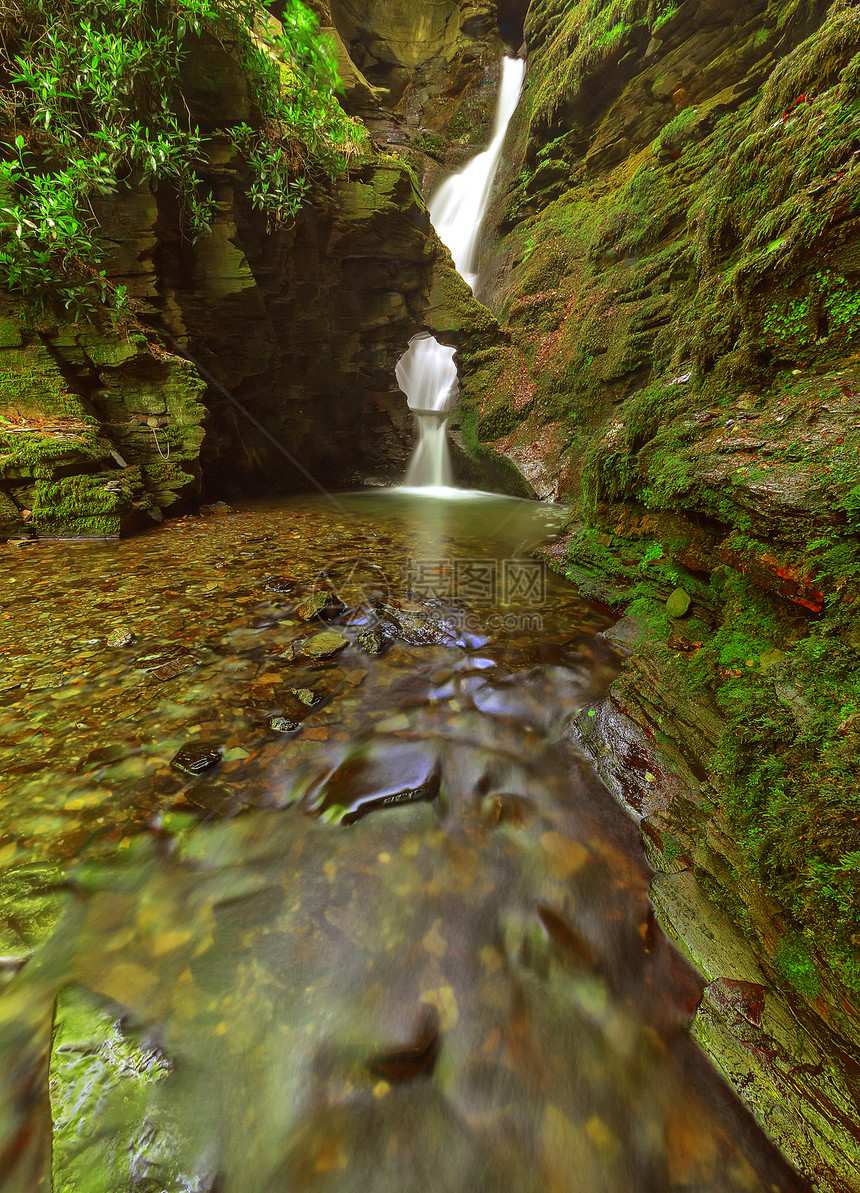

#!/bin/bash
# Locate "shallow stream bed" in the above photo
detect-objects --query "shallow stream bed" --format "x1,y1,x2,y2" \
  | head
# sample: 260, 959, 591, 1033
0, 490, 809, 1192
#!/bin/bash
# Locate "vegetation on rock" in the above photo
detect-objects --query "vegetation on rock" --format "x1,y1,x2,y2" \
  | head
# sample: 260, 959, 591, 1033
464, 0, 860, 1008
0, 0, 365, 320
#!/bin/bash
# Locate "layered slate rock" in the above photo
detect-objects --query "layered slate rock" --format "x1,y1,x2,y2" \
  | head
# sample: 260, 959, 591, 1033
0, 303, 206, 538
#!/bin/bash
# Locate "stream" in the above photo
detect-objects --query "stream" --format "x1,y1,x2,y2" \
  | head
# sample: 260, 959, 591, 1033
0, 490, 810, 1192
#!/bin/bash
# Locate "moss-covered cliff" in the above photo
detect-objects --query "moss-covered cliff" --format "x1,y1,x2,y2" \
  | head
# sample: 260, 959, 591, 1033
458, 1, 860, 1185
0, 0, 502, 538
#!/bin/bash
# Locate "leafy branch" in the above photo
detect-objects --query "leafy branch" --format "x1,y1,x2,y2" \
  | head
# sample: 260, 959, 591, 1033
0, 0, 366, 320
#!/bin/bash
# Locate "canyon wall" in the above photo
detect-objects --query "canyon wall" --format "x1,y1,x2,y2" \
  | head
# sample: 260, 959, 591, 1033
453, 2, 860, 1186
0, 0, 504, 540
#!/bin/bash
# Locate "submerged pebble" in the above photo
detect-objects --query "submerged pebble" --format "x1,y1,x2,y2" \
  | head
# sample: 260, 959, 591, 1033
293, 631, 349, 660
106, 627, 135, 648
171, 742, 223, 776
269, 716, 301, 734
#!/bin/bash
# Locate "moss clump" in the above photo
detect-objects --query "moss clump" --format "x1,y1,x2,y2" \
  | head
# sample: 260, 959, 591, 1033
31, 472, 130, 536
524, 0, 683, 131
777, 935, 821, 997
0, 427, 108, 480
411, 132, 448, 161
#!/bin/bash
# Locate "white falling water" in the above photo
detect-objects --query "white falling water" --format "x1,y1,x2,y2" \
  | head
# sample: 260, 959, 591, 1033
430, 56, 526, 293
396, 334, 458, 487
397, 56, 525, 491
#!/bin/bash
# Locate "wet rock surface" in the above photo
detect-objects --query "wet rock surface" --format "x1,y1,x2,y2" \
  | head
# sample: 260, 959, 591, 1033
572, 617, 860, 1193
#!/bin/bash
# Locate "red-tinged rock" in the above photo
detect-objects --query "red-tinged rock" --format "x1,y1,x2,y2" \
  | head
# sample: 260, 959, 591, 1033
719, 546, 824, 612
707, 978, 768, 1027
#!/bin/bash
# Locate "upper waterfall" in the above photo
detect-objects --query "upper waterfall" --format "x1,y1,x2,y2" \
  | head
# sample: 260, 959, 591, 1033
429, 56, 526, 292
396, 56, 525, 491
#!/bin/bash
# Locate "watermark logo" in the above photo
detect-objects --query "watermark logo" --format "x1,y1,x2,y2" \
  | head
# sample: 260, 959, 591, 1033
402, 557, 546, 608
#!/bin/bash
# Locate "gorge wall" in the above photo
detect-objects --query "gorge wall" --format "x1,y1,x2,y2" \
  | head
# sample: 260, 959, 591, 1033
0, 0, 505, 540
3, 0, 860, 1186
449, 2, 860, 1187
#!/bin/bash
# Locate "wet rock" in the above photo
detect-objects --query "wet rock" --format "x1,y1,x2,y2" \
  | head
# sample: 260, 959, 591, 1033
357, 625, 388, 654
269, 716, 301, 734
292, 631, 349, 661
134, 647, 187, 672
692, 962, 860, 1190
30, 671, 68, 691
177, 781, 245, 820
380, 602, 458, 646
289, 687, 320, 707
665, 588, 692, 619
650, 869, 765, 986
718, 545, 825, 612
171, 741, 222, 775
639, 818, 691, 874
150, 655, 195, 683
340, 771, 441, 825
316, 558, 390, 609
81, 744, 127, 770
367, 1005, 439, 1083
200, 501, 234, 516
106, 627, 135, 648
264, 576, 294, 595
295, 587, 345, 621
50, 986, 179, 1193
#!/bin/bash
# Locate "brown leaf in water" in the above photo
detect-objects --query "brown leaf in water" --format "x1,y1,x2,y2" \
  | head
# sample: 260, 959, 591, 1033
537, 905, 596, 967
366, 1004, 439, 1083
539, 831, 589, 876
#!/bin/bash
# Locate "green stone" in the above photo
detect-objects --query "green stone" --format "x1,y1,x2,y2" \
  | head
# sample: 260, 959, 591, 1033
296, 631, 349, 660
106, 627, 135, 648
665, 588, 692, 619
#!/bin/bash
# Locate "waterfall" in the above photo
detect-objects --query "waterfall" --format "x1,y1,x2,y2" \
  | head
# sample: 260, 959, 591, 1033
397, 56, 525, 491
429, 56, 526, 293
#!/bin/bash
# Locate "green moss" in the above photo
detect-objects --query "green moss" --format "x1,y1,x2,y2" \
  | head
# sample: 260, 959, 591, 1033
0, 317, 24, 348
0, 342, 88, 420
0, 427, 108, 479
411, 131, 448, 161
777, 935, 821, 997
30, 470, 132, 535
481, 0, 860, 1012
653, 107, 699, 155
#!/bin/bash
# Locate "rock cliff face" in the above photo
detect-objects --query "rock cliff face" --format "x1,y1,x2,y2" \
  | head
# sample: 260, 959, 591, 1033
0, 0, 506, 540
454, 2, 860, 1186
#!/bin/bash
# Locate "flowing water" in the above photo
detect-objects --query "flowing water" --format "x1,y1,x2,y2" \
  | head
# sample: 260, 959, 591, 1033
430, 57, 526, 292
395, 340, 457, 488
0, 493, 810, 1193
397, 57, 526, 489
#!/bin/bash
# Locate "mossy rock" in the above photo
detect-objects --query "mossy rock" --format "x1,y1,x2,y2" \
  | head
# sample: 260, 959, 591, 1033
666, 587, 692, 618
50, 986, 181, 1193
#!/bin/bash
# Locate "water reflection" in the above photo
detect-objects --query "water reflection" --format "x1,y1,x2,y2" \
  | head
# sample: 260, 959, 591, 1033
0, 492, 809, 1192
